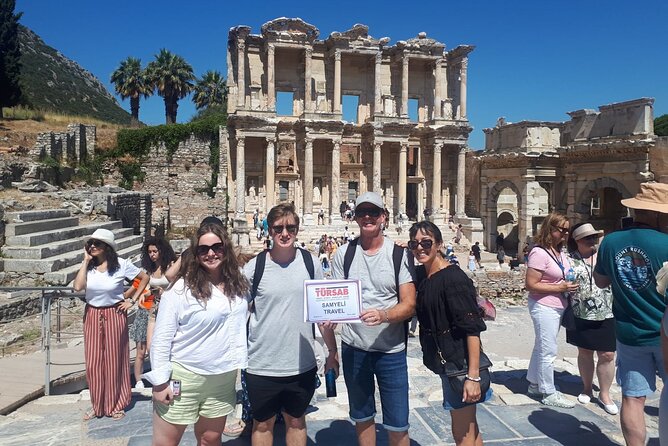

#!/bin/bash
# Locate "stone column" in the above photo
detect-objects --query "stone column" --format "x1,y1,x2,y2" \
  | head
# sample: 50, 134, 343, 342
433, 59, 442, 119
373, 141, 382, 193
432, 143, 442, 221
265, 137, 275, 209
459, 58, 468, 119
398, 143, 408, 214
401, 53, 409, 117
267, 44, 275, 111
304, 47, 313, 113
330, 140, 342, 224
333, 50, 342, 113
456, 146, 466, 217
235, 136, 246, 220
303, 138, 314, 224
237, 40, 246, 108
374, 52, 382, 115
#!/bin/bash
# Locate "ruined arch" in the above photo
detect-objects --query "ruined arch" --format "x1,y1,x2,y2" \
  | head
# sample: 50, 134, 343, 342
487, 180, 523, 254
576, 177, 632, 232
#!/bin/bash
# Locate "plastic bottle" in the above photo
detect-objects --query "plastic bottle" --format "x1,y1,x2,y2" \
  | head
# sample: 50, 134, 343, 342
325, 369, 337, 398
565, 267, 576, 283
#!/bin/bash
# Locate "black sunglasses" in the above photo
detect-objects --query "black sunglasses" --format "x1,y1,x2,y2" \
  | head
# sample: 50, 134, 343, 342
354, 207, 383, 218
196, 242, 225, 257
408, 239, 434, 250
86, 239, 105, 248
271, 224, 298, 235
554, 226, 570, 234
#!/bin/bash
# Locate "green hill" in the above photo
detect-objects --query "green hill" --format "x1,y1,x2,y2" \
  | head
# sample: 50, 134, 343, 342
17, 25, 132, 125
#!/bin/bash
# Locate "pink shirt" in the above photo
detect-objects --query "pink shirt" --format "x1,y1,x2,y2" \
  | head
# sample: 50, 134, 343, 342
527, 247, 571, 309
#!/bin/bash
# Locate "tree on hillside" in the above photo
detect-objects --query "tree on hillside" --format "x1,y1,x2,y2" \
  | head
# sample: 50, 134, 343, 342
145, 49, 195, 124
193, 70, 227, 111
656, 114, 668, 137
110, 57, 150, 125
0, 0, 23, 118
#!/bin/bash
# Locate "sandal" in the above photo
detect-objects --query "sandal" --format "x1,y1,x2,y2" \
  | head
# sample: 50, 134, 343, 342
82, 407, 97, 421
223, 420, 246, 438
111, 410, 125, 420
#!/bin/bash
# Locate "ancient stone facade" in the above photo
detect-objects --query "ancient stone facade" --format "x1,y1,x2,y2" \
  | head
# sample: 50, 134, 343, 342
32, 124, 95, 165
224, 18, 474, 226
477, 98, 666, 254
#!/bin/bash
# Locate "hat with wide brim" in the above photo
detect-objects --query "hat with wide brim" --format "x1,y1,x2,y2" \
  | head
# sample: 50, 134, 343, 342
85, 228, 117, 251
572, 223, 604, 241
621, 182, 668, 214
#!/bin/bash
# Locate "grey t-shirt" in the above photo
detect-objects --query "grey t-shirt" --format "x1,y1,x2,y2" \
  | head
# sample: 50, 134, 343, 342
243, 250, 324, 376
332, 237, 416, 353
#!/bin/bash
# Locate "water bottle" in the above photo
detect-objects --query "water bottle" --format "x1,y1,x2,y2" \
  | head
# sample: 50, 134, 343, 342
325, 369, 337, 398
565, 267, 576, 283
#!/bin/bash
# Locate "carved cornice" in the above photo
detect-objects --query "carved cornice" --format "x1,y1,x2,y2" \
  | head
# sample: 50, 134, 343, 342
261, 17, 319, 42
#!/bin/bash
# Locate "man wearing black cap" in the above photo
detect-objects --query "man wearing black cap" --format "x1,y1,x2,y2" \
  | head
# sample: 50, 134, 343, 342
331, 191, 416, 446
593, 182, 668, 446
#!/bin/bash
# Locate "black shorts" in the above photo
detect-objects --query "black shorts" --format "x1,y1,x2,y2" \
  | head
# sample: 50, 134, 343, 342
245, 368, 317, 421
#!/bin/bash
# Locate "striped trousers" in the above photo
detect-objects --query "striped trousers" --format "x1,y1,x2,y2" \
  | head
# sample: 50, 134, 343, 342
83, 304, 131, 417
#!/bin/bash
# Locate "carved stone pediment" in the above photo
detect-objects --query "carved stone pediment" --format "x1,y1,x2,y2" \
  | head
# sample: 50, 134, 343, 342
261, 17, 319, 42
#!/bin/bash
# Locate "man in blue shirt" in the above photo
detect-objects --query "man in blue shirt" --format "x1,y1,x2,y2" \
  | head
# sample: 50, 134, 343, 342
594, 182, 668, 446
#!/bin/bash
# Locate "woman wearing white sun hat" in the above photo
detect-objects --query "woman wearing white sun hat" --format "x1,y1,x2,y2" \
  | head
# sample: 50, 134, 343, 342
73, 228, 149, 421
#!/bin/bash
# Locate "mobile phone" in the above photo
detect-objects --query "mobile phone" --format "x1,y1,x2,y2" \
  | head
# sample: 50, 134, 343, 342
170, 380, 181, 396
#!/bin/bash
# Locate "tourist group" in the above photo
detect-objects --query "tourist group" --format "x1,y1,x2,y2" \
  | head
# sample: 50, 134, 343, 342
72, 182, 668, 446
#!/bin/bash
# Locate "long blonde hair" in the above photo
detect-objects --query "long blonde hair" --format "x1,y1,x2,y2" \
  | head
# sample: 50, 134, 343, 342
534, 212, 569, 250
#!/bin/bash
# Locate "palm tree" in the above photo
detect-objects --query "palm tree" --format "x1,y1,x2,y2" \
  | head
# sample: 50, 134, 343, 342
110, 57, 150, 125
193, 70, 227, 111
145, 49, 195, 124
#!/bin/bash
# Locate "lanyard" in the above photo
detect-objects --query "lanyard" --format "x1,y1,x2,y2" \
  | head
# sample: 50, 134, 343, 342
574, 251, 594, 292
539, 246, 565, 279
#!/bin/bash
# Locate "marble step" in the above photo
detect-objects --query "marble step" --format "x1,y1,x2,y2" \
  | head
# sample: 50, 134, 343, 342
5, 221, 123, 247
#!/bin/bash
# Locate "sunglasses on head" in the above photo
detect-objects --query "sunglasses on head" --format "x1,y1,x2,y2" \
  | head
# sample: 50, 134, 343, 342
408, 239, 434, 250
354, 207, 382, 218
271, 224, 298, 235
86, 239, 105, 248
196, 242, 225, 257
554, 226, 569, 234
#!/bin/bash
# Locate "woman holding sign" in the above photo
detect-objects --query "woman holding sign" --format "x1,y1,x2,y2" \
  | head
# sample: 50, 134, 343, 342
408, 221, 490, 446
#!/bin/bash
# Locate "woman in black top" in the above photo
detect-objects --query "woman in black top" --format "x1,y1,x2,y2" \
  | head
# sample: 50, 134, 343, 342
408, 221, 490, 446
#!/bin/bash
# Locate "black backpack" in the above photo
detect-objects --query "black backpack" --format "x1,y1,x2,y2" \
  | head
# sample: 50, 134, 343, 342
342, 238, 409, 347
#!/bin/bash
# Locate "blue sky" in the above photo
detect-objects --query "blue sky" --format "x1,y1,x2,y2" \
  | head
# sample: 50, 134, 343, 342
17, 0, 668, 149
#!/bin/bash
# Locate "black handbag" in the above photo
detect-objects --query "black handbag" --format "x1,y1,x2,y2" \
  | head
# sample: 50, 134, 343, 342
560, 297, 577, 331
431, 330, 493, 398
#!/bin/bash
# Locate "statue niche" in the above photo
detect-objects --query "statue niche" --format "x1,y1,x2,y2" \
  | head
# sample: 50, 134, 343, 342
276, 142, 299, 174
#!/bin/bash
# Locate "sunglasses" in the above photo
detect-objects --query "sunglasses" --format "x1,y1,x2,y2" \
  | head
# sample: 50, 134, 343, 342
196, 243, 225, 257
408, 239, 434, 250
271, 224, 298, 235
354, 207, 383, 218
553, 226, 570, 234
581, 235, 599, 241
86, 239, 105, 249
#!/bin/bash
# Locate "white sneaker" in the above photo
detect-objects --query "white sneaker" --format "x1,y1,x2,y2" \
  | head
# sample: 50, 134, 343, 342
577, 393, 591, 404
134, 380, 145, 390
541, 392, 575, 408
527, 383, 541, 397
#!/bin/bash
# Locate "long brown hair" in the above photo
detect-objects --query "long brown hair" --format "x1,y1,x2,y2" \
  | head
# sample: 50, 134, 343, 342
182, 223, 249, 301
534, 212, 569, 250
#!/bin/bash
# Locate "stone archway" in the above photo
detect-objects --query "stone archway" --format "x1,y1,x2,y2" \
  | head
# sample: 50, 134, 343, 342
487, 180, 523, 253
576, 177, 632, 232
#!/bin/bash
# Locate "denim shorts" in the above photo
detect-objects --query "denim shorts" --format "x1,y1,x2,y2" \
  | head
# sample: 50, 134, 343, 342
341, 343, 409, 431
616, 341, 667, 397
440, 375, 493, 411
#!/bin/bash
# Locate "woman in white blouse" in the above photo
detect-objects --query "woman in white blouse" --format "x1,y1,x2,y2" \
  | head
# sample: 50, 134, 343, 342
143, 222, 249, 446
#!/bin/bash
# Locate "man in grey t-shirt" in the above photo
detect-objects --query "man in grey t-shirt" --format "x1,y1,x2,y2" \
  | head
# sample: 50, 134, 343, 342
243, 203, 338, 446
332, 192, 416, 446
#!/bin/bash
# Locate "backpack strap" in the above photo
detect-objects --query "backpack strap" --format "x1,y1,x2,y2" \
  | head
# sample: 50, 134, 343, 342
343, 238, 359, 279
392, 244, 409, 349
298, 248, 315, 280
250, 249, 268, 304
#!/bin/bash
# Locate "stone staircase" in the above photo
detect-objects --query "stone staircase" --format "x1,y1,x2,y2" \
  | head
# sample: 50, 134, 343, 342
1, 209, 144, 285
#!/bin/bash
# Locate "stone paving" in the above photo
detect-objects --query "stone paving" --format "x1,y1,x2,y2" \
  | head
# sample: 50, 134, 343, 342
0, 308, 661, 445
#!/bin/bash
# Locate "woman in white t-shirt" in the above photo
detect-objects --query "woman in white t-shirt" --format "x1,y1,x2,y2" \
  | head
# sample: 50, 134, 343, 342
144, 222, 250, 446
73, 228, 149, 421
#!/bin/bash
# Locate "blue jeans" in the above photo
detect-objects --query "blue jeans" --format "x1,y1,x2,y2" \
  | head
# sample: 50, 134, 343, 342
341, 342, 409, 431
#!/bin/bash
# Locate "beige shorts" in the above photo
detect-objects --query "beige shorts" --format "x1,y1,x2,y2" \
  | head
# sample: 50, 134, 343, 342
155, 362, 237, 425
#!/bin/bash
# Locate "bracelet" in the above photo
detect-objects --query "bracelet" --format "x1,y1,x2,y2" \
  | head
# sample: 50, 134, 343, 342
383, 309, 389, 323
465, 374, 482, 382
327, 348, 338, 354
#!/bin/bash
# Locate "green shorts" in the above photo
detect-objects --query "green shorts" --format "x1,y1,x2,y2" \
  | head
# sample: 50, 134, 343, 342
155, 362, 237, 425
